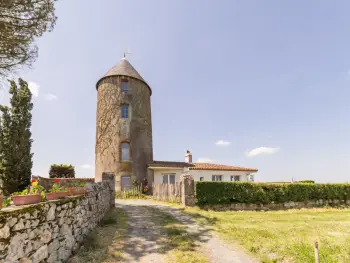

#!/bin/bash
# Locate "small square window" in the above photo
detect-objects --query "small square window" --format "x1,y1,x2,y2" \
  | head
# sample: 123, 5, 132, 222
121, 105, 129, 118
121, 80, 128, 94
200, 177, 204, 181
212, 175, 222, 182
231, 175, 240, 182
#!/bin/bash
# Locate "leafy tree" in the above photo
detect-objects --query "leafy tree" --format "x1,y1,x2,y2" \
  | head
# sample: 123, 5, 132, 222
0, 78, 33, 196
0, 0, 57, 76
49, 164, 75, 178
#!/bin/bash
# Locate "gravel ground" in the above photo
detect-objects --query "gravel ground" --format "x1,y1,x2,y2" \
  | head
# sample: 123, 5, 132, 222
116, 199, 258, 263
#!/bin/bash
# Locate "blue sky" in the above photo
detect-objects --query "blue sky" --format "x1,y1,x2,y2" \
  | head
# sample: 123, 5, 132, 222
1, 0, 350, 182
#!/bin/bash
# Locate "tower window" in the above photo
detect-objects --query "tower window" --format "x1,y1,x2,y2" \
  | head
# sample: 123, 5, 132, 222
121, 105, 129, 118
121, 80, 128, 94
121, 142, 130, 161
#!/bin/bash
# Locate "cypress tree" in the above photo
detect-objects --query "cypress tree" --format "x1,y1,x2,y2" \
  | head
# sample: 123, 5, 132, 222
0, 78, 33, 196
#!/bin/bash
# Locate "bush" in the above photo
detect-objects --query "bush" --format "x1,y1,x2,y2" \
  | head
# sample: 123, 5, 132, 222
49, 164, 75, 178
296, 180, 315, 184
195, 182, 350, 205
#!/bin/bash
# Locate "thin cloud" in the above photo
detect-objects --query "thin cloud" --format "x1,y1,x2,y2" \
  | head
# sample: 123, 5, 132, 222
80, 164, 93, 169
28, 82, 40, 97
197, 157, 215, 163
215, 140, 231, 146
246, 147, 280, 157
44, 93, 58, 101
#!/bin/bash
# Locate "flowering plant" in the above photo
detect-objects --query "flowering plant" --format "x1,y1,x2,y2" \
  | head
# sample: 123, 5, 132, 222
11, 179, 44, 196
142, 185, 149, 194
30, 179, 44, 194
49, 179, 67, 193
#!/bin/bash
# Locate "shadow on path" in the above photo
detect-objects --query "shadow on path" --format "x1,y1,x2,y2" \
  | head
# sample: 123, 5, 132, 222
116, 199, 258, 263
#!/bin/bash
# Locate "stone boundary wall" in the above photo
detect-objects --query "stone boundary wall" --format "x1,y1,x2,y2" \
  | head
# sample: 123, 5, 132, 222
32, 175, 95, 191
199, 199, 350, 211
0, 175, 115, 262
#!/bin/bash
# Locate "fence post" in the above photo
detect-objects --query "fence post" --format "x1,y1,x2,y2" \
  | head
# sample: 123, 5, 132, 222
180, 174, 195, 206
314, 241, 319, 263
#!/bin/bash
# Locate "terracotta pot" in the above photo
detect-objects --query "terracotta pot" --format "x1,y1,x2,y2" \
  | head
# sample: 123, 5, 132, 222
68, 187, 86, 196
12, 194, 42, 206
46, 191, 69, 200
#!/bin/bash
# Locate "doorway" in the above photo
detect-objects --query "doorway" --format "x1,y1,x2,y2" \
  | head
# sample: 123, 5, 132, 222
121, 176, 132, 190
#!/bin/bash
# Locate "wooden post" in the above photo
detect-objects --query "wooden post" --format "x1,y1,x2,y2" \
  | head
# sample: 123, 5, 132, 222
314, 241, 319, 263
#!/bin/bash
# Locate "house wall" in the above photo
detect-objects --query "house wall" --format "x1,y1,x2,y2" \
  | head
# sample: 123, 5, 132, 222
153, 169, 184, 184
190, 170, 253, 182
153, 169, 254, 183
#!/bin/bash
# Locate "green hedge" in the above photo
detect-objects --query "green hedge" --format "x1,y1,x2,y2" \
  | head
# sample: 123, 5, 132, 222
49, 164, 75, 178
195, 182, 350, 205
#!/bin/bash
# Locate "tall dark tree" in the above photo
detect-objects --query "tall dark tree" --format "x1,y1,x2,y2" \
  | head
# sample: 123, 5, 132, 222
0, 0, 57, 76
0, 78, 33, 196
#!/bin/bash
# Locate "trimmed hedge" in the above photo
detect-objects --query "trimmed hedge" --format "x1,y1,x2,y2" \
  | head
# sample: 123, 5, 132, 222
49, 164, 75, 178
195, 182, 350, 205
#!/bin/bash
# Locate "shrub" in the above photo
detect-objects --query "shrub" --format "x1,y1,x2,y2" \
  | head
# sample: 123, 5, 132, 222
195, 182, 350, 205
49, 164, 75, 178
297, 180, 315, 184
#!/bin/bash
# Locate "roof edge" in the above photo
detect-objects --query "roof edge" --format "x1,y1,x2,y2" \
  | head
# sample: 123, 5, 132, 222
96, 74, 152, 96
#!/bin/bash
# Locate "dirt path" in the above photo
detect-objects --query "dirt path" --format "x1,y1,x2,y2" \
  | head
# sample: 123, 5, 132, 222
116, 199, 258, 263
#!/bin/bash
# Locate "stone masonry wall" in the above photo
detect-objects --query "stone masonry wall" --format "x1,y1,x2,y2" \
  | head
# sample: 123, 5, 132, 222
95, 76, 153, 191
0, 179, 115, 262
200, 199, 350, 212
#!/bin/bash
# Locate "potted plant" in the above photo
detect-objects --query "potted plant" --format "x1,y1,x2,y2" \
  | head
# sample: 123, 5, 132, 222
46, 180, 69, 200
11, 179, 44, 206
68, 182, 87, 196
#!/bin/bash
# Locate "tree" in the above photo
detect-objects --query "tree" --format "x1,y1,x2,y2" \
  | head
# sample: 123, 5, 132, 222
49, 164, 75, 178
0, 0, 57, 76
0, 78, 34, 196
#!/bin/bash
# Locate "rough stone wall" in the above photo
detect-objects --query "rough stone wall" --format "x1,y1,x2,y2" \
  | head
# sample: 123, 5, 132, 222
95, 76, 153, 190
0, 180, 115, 262
32, 176, 94, 191
200, 199, 350, 212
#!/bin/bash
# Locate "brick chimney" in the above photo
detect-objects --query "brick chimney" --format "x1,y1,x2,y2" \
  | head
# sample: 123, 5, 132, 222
185, 150, 192, 163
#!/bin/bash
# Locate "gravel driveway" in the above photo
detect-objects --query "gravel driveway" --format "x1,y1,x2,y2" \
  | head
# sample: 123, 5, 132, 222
115, 199, 258, 263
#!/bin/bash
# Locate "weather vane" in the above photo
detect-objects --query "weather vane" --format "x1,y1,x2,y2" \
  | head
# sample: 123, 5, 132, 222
123, 48, 132, 59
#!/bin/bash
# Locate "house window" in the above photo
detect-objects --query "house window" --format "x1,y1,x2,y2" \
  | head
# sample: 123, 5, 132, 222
200, 177, 204, 181
231, 175, 240, 182
162, 174, 175, 184
121, 80, 128, 94
212, 175, 222, 182
121, 142, 130, 161
121, 105, 129, 118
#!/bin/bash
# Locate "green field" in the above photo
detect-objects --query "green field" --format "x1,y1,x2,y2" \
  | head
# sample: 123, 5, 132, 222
181, 207, 350, 263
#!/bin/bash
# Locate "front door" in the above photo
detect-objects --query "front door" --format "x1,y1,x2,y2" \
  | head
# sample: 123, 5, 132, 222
121, 176, 132, 190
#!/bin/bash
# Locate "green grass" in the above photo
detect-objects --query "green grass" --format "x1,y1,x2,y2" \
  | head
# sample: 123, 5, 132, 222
149, 207, 208, 263
179, 206, 350, 263
70, 207, 128, 263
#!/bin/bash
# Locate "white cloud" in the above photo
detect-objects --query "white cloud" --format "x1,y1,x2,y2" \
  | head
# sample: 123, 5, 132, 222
44, 93, 58, 101
215, 140, 231, 146
80, 164, 93, 169
197, 157, 215, 163
28, 82, 40, 97
246, 147, 280, 157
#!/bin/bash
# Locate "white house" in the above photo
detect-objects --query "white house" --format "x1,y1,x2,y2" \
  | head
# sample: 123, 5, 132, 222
148, 151, 258, 184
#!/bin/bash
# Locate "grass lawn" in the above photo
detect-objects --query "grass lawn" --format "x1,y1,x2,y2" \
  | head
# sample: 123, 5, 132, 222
179, 206, 350, 263
69, 207, 128, 263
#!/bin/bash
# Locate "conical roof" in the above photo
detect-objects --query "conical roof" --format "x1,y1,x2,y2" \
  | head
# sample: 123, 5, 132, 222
96, 58, 151, 94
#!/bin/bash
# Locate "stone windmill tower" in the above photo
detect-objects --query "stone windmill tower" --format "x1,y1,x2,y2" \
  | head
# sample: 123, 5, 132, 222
95, 57, 153, 190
